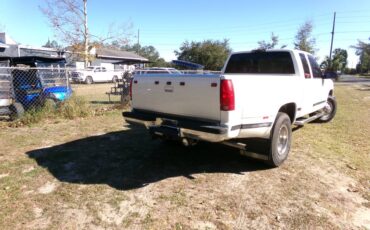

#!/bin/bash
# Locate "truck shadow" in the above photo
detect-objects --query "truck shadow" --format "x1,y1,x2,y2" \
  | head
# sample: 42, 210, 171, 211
26, 125, 269, 190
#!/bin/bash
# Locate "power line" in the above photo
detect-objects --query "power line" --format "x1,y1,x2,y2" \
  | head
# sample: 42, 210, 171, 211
141, 14, 333, 32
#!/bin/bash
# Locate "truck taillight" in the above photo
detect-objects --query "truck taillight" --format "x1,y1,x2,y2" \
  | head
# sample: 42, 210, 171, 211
129, 78, 133, 100
220, 79, 235, 111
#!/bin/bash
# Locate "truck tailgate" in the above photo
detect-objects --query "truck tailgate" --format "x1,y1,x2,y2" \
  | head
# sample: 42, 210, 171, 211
132, 74, 221, 121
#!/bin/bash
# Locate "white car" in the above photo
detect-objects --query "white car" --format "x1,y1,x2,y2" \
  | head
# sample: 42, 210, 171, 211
124, 49, 337, 167
71, 66, 122, 84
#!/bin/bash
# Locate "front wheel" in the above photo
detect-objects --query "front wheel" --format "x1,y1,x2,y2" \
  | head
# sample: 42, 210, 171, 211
267, 112, 292, 167
85, 76, 93, 84
318, 96, 337, 123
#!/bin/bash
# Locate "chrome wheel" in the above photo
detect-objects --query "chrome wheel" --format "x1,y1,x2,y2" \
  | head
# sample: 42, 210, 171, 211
321, 101, 333, 121
268, 112, 292, 167
277, 125, 289, 156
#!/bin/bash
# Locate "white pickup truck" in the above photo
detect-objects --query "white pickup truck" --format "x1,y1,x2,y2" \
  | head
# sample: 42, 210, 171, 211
71, 66, 122, 84
123, 49, 337, 166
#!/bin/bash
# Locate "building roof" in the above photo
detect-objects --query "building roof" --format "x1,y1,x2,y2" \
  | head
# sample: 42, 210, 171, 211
95, 47, 148, 62
0, 32, 17, 45
0, 41, 9, 48
11, 56, 66, 65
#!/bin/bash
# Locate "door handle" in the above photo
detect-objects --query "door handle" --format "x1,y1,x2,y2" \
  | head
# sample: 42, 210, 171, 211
179, 82, 185, 86
166, 81, 172, 85
155, 81, 159, 85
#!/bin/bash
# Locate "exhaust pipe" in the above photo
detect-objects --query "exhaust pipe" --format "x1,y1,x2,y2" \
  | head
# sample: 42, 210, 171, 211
182, 138, 198, 147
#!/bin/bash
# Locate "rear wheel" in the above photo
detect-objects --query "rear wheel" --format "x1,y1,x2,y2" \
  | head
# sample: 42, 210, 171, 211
318, 96, 337, 123
112, 76, 118, 83
267, 112, 292, 167
9, 102, 24, 120
85, 76, 93, 84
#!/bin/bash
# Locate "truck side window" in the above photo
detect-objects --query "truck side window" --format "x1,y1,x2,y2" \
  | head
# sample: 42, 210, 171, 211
299, 53, 311, 78
308, 55, 321, 78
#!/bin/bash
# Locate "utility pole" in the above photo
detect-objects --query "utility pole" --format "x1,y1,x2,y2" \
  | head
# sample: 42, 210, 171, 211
329, 12, 336, 69
137, 29, 140, 55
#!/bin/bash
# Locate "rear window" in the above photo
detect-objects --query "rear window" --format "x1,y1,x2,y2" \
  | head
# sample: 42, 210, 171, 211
225, 51, 295, 74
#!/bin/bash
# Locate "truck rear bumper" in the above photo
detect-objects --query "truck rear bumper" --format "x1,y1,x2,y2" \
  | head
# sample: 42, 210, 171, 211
123, 110, 229, 142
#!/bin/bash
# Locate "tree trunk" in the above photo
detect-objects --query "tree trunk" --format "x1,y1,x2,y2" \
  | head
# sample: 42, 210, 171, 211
83, 0, 89, 67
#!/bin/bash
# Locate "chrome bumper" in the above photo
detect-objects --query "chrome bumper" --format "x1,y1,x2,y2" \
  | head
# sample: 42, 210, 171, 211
123, 111, 229, 143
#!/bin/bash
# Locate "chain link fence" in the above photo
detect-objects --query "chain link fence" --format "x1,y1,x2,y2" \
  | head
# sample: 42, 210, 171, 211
0, 66, 72, 119
1, 65, 220, 121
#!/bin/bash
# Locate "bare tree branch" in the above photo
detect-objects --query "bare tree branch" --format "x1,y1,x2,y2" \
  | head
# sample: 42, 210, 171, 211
40, 0, 132, 66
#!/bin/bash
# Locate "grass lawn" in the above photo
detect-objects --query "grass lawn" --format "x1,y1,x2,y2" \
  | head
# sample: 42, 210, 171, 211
0, 83, 369, 229
71, 82, 124, 107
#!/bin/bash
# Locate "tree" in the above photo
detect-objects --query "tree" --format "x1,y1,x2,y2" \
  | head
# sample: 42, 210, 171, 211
294, 21, 316, 54
175, 39, 231, 70
257, 33, 284, 50
352, 39, 370, 73
40, 0, 131, 66
121, 43, 170, 67
42, 39, 61, 49
320, 48, 348, 72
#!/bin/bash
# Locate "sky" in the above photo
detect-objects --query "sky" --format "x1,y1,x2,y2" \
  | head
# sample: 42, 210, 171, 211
1, 0, 370, 68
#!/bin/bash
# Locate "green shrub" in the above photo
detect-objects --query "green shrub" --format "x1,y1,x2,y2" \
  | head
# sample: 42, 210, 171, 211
14, 96, 94, 126
58, 96, 93, 119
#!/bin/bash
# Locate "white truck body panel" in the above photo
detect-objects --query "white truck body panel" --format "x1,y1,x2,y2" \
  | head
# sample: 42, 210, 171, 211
132, 74, 221, 121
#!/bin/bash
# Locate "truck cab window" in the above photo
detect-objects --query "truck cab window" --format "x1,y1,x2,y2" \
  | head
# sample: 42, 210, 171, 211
308, 55, 321, 78
299, 53, 311, 78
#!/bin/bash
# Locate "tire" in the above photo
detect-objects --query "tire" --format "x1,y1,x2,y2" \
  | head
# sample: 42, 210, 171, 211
318, 96, 337, 123
85, 76, 93, 84
112, 76, 118, 83
9, 102, 25, 121
267, 112, 292, 167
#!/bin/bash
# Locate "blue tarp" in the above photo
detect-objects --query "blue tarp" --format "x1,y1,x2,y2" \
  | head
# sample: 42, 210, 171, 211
172, 60, 204, 70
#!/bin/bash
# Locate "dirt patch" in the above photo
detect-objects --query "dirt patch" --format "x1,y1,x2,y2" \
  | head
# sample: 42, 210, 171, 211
38, 181, 58, 194
353, 207, 370, 229
0, 173, 9, 179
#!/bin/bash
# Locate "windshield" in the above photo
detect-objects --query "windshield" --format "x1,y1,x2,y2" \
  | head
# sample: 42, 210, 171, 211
225, 51, 295, 74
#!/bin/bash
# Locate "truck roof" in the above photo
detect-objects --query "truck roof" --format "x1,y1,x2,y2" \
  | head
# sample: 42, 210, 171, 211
231, 49, 311, 56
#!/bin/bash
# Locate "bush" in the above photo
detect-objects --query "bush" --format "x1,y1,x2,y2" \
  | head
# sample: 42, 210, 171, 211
13, 96, 94, 126
58, 96, 93, 119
